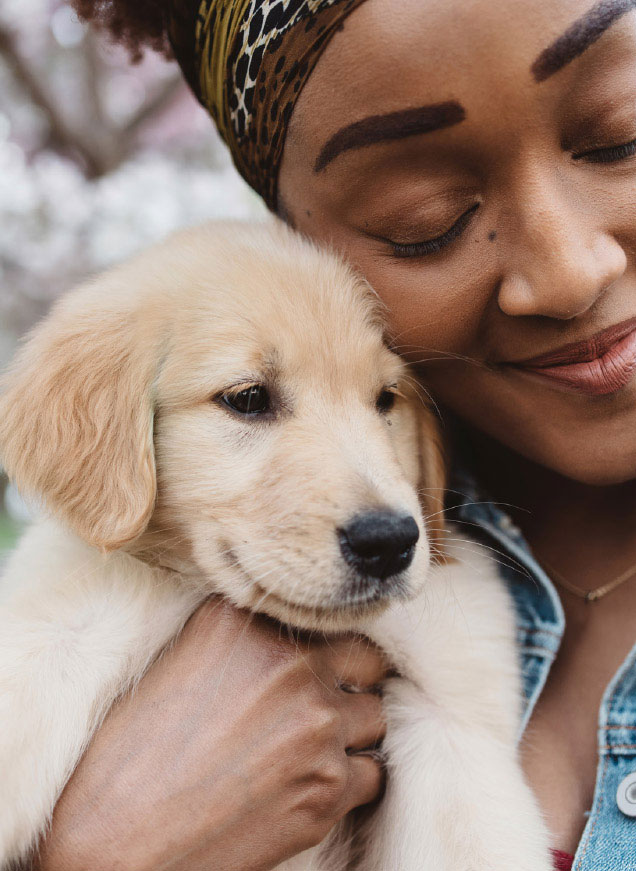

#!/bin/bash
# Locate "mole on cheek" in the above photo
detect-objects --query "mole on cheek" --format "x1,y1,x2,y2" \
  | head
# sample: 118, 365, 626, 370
488, 230, 497, 242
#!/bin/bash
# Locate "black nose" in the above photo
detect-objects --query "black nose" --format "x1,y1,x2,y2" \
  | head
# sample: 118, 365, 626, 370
339, 511, 419, 580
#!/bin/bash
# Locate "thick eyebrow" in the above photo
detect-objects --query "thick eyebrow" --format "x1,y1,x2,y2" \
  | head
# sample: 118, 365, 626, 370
314, 101, 466, 173
531, 0, 636, 82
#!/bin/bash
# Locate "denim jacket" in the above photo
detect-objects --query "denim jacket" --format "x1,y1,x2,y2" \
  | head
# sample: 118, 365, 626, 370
450, 467, 636, 870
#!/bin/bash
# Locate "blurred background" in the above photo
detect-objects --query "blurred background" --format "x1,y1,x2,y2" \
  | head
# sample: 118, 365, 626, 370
0, 0, 265, 556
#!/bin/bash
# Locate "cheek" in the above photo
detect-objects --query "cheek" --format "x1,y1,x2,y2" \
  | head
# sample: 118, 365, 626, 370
153, 411, 270, 517
609, 192, 636, 258
384, 275, 483, 358
320, 230, 496, 359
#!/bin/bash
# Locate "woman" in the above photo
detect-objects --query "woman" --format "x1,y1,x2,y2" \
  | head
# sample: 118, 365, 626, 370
39, 1, 636, 868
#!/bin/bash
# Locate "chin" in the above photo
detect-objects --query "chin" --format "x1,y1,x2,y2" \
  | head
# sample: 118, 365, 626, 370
554, 456, 636, 488
238, 578, 407, 632
511, 432, 636, 488
214, 560, 420, 632
258, 593, 395, 632
205, 540, 429, 633
457, 401, 636, 489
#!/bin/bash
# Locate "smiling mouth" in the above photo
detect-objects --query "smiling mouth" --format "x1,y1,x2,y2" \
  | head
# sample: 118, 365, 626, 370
507, 317, 636, 397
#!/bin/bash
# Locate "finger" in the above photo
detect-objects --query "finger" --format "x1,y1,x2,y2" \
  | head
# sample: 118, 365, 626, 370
339, 690, 386, 751
317, 634, 388, 690
344, 754, 384, 811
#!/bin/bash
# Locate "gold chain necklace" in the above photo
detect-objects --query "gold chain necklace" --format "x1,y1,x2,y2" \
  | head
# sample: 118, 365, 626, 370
541, 559, 636, 603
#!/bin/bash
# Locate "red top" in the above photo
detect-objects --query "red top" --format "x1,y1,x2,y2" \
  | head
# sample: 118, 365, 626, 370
552, 849, 574, 870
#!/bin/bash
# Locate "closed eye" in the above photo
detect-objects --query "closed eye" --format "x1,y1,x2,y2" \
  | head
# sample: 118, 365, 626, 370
573, 137, 636, 164
385, 203, 480, 259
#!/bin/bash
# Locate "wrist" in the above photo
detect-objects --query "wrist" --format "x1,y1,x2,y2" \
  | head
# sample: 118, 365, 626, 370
37, 808, 124, 871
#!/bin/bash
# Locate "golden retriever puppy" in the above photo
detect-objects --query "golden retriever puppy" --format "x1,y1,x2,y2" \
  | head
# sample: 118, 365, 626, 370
0, 221, 551, 871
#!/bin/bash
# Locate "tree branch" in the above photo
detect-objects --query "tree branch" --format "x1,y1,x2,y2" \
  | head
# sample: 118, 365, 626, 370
0, 25, 106, 177
0, 27, 192, 178
122, 72, 184, 141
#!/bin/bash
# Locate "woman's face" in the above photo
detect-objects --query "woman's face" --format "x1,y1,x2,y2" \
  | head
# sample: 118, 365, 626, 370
278, 0, 636, 486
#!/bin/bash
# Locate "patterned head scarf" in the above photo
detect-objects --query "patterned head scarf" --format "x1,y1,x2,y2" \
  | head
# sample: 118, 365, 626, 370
168, 0, 366, 211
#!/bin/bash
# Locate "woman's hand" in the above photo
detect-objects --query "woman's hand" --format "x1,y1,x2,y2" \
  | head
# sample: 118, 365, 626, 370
38, 598, 387, 871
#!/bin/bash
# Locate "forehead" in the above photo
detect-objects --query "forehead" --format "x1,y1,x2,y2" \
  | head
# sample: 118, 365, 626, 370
287, 0, 635, 162
157, 228, 402, 401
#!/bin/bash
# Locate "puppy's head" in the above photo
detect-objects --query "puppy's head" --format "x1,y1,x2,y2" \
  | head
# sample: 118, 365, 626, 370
0, 221, 445, 630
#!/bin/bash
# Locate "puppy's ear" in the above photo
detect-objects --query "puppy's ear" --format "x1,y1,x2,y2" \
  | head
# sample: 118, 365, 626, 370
416, 402, 448, 560
0, 289, 158, 551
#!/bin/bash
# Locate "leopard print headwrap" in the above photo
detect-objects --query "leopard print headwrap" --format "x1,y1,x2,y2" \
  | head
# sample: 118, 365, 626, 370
168, 0, 366, 211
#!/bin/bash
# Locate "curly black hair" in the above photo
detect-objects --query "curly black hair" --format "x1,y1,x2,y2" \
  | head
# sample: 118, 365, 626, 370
71, 0, 174, 60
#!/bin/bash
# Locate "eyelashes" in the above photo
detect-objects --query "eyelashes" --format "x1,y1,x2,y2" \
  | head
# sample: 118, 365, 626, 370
388, 203, 480, 259
573, 136, 636, 164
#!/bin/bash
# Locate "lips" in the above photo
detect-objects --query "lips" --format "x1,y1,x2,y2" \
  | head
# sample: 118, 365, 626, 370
509, 317, 636, 396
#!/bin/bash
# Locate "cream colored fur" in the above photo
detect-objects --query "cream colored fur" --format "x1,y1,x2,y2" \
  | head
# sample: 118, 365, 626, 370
0, 220, 552, 870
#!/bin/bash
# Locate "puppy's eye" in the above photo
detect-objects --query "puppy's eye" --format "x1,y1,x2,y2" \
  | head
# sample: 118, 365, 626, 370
222, 385, 271, 415
376, 389, 396, 414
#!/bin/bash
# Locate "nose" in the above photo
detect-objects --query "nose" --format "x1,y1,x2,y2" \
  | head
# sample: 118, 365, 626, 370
497, 168, 626, 320
339, 511, 419, 580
